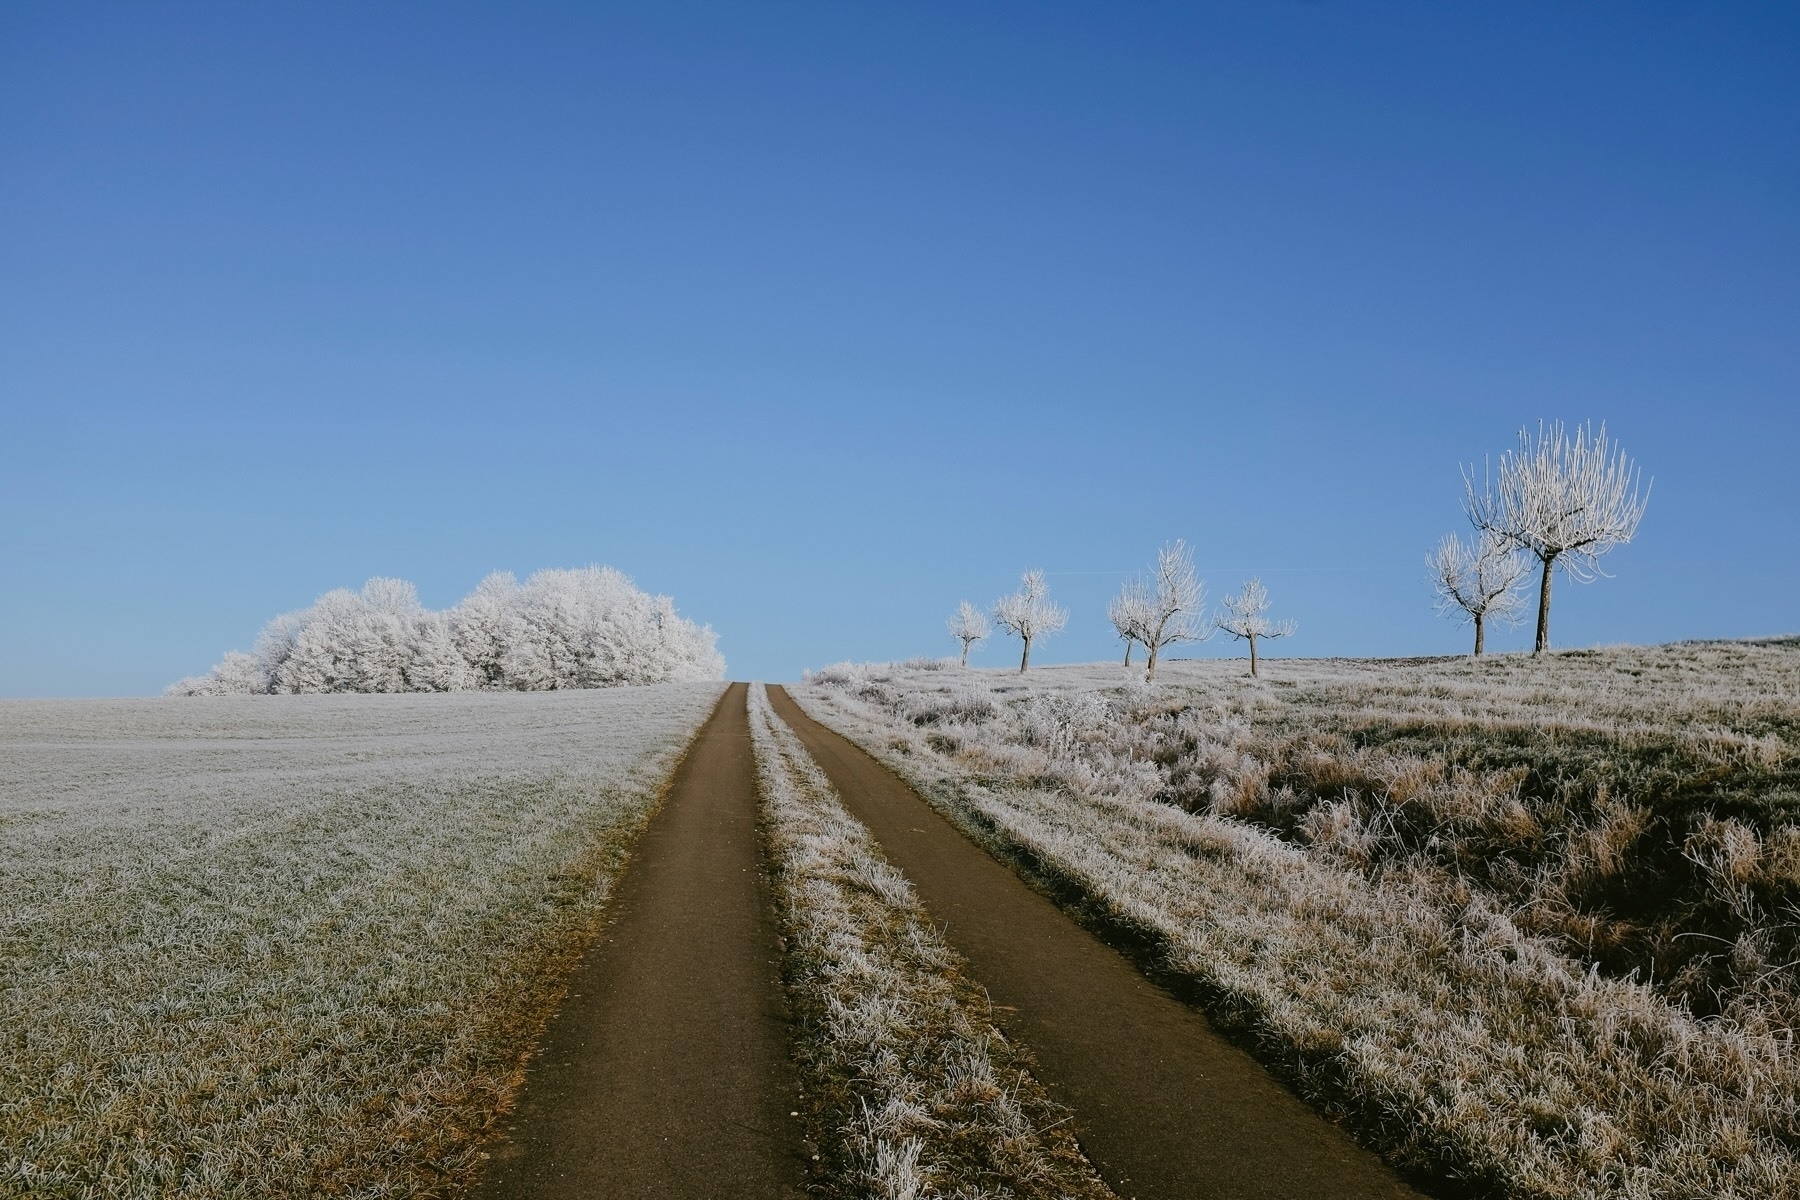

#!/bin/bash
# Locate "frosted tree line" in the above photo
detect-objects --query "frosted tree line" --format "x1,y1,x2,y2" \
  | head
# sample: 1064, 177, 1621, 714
947, 421, 1650, 671
951, 544, 1293, 677
170, 567, 724, 695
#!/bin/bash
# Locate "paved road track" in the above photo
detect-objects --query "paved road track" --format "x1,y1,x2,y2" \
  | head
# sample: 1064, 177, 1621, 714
473, 684, 806, 1200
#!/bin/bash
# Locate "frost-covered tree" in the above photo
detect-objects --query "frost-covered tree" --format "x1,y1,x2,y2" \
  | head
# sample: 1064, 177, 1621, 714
992, 569, 1067, 673
1214, 577, 1294, 677
947, 601, 989, 667
257, 579, 458, 694
250, 610, 304, 689
169, 565, 722, 695
1464, 421, 1650, 654
273, 588, 368, 693
1106, 580, 1152, 667
409, 610, 477, 692
500, 567, 722, 689
449, 572, 521, 687
1429, 532, 1529, 656
1135, 540, 1208, 681
345, 577, 429, 693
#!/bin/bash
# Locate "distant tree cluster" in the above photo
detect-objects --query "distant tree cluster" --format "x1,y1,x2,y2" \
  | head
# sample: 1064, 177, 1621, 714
951, 542, 1294, 677
169, 567, 724, 695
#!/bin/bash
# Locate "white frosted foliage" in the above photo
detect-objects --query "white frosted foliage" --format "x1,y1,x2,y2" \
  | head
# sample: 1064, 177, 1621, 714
169, 566, 723, 695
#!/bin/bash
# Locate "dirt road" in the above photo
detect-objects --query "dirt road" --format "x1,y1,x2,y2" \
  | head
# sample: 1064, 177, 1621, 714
472, 684, 805, 1199
768, 685, 1426, 1200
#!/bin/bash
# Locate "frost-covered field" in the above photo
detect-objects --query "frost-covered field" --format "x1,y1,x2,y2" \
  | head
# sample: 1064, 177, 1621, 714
747, 685, 1112, 1200
1, 685, 721, 1199
795, 644, 1800, 1200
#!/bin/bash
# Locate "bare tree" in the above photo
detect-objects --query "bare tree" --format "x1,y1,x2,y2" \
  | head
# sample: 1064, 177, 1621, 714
992, 569, 1068, 673
1135, 540, 1209, 681
1214, 577, 1294, 677
1106, 580, 1152, 667
1429, 532, 1529, 656
1464, 421, 1650, 654
946, 600, 990, 667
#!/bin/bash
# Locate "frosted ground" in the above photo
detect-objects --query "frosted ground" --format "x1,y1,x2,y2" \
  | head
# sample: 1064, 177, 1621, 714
0, 684, 721, 1199
748, 684, 1112, 1200
797, 643, 1800, 1199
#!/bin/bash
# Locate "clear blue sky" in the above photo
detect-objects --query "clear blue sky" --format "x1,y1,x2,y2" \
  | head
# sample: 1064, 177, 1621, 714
3, 2, 1796, 694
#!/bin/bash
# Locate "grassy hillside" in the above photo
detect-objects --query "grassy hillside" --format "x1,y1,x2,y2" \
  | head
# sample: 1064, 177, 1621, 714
0, 685, 720, 1199
796, 641, 1800, 1199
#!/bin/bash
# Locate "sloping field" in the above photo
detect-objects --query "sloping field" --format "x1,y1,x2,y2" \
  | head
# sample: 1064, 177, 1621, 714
0, 684, 721, 1199
795, 643, 1800, 1199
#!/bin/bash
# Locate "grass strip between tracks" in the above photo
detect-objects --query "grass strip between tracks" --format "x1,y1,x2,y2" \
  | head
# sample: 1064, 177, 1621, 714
748, 684, 1115, 1200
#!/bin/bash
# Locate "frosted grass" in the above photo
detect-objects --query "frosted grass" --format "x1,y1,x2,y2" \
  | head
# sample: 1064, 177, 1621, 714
1, 684, 722, 1199
747, 685, 1113, 1200
796, 646, 1800, 1199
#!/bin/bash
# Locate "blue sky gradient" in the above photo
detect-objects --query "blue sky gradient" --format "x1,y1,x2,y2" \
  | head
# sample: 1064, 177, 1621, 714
3, 2, 1797, 693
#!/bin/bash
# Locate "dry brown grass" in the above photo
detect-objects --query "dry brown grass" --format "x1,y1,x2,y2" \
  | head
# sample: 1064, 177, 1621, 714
797, 642, 1800, 1199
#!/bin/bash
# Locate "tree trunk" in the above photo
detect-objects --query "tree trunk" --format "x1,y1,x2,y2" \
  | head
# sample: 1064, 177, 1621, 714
1248, 634, 1259, 677
1123, 642, 1133, 667
1146, 641, 1159, 681
1534, 554, 1555, 654
1019, 637, 1031, 673
960, 642, 970, 667
1473, 613, 1485, 657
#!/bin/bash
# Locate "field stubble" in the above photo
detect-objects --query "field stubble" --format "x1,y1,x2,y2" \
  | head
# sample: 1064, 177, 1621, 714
0, 685, 722, 1199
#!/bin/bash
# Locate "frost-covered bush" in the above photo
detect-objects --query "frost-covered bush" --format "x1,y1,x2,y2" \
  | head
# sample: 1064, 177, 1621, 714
165, 651, 266, 697
903, 683, 998, 726
169, 567, 723, 695
804, 662, 876, 687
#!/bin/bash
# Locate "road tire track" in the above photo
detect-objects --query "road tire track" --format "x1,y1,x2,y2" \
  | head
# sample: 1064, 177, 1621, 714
473, 684, 806, 1199
768, 683, 1425, 1200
